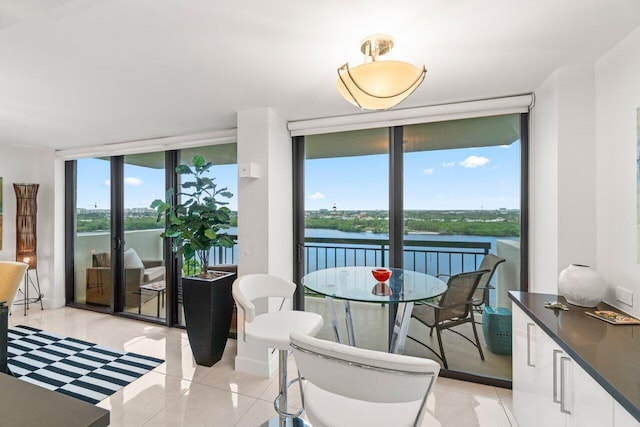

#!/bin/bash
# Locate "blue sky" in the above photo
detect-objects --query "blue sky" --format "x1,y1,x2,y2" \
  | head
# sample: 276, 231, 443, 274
305, 142, 521, 211
76, 159, 238, 211
76, 141, 520, 212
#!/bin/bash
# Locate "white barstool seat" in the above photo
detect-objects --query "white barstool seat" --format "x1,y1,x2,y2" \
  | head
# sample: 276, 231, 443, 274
233, 274, 323, 426
245, 310, 324, 350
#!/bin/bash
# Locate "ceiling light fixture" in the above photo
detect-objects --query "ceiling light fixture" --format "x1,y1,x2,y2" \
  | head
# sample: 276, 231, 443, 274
337, 34, 426, 111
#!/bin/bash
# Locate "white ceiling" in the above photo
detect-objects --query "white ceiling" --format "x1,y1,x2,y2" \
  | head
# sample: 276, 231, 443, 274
1, 0, 639, 150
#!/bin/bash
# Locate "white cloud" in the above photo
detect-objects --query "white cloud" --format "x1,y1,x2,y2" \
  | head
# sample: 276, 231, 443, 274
423, 168, 434, 175
460, 155, 490, 168
125, 177, 144, 186
442, 162, 456, 168
309, 191, 326, 200
104, 179, 110, 187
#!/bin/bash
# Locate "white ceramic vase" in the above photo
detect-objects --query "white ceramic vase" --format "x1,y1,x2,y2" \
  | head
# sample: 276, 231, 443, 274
557, 264, 605, 308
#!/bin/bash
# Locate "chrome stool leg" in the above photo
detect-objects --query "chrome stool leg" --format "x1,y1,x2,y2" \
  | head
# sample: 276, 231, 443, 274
261, 350, 310, 427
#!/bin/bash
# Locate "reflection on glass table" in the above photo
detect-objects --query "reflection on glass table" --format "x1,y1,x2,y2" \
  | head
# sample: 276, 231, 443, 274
302, 266, 447, 353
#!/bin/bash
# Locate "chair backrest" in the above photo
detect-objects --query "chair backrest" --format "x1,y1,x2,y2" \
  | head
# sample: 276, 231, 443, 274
290, 331, 439, 427
472, 254, 506, 305
232, 274, 296, 323
438, 270, 489, 320
0, 261, 29, 310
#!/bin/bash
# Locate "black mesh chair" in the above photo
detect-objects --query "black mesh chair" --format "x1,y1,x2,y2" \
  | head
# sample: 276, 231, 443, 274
408, 270, 489, 369
472, 254, 506, 312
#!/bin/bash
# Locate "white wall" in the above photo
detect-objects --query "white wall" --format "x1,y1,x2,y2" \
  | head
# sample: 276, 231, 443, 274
237, 108, 293, 279
595, 25, 640, 317
530, 72, 560, 292
531, 65, 598, 294
0, 144, 60, 308
235, 107, 293, 377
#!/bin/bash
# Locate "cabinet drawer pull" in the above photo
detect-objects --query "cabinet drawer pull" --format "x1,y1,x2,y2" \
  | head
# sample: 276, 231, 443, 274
526, 323, 535, 367
560, 356, 572, 414
552, 350, 562, 403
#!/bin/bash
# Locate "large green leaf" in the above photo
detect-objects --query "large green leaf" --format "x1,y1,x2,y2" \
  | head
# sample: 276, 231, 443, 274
192, 155, 205, 168
150, 154, 236, 272
176, 164, 193, 175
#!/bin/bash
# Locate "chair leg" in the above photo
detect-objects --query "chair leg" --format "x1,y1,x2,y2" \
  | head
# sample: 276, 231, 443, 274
471, 318, 485, 361
435, 326, 448, 369
429, 326, 434, 337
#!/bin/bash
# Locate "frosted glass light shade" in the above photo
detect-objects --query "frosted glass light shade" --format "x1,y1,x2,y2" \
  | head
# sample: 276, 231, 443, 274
337, 60, 426, 110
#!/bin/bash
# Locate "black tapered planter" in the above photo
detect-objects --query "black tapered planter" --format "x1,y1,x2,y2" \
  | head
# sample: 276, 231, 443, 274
182, 270, 236, 366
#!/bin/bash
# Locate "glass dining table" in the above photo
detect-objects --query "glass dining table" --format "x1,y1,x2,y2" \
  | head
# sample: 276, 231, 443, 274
302, 266, 447, 354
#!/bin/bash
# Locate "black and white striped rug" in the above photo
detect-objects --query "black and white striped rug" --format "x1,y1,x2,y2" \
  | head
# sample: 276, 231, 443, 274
7, 325, 164, 404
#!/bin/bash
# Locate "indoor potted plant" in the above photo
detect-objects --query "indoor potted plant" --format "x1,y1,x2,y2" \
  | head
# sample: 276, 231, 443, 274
151, 154, 236, 366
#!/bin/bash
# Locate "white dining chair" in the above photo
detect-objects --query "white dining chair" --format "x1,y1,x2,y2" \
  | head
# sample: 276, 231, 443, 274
233, 274, 323, 426
290, 331, 440, 427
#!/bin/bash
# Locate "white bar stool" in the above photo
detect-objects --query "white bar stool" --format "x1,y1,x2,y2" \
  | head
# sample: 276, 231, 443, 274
233, 274, 323, 426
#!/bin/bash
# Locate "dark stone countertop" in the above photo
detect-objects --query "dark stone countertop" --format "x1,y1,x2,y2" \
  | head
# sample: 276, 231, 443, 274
0, 372, 109, 426
509, 291, 640, 422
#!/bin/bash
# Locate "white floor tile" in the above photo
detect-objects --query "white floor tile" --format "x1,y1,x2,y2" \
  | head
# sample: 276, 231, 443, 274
9, 306, 515, 427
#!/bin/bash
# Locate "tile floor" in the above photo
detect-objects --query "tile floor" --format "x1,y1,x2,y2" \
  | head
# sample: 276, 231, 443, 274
8, 306, 517, 426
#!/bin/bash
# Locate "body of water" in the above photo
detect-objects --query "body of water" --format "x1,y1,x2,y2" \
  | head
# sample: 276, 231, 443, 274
302, 229, 518, 276
215, 227, 518, 278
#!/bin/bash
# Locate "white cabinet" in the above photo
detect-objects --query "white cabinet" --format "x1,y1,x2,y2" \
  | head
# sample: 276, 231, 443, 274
512, 306, 538, 427
512, 304, 618, 427
615, 401, 640, 427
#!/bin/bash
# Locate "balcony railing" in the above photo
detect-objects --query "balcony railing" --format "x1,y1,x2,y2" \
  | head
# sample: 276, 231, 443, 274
76, 231, 491, 280
304, 237, 491, 277
192, 235, 491, 278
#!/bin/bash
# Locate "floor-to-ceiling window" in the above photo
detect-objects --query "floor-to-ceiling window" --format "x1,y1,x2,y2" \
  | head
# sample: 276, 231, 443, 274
73, 158, 112, 308
66, 143, 238, 328
122, 152, 167, 320
401, 114, 523, 382
303, 128, 390, 271
294, 113, 527, 385
177, 145, 238, 328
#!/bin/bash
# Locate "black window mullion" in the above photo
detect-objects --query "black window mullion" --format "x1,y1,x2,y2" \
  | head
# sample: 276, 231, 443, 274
389, 126, 404, 269
388, 126, 404, 346
292, 135, 306, 310
165, 150, 179, 326
64, 161, 76, 304
111, 156, 125, 313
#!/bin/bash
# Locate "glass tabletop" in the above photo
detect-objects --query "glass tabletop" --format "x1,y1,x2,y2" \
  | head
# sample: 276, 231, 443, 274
302, 266, 447, 304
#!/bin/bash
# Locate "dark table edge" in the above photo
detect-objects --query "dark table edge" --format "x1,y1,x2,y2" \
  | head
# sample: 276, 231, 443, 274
509, 291, 640, 423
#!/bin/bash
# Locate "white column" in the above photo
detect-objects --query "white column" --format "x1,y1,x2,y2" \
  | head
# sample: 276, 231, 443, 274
531, 66, 597, 294
235, 108, 293, 376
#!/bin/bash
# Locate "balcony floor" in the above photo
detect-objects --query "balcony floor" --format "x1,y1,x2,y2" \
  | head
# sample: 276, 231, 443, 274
305, 296, 512, 380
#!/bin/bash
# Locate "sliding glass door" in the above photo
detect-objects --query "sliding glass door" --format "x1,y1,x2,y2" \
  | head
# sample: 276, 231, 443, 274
73, 158, 112, 308
401, 115, 523, 380
294, 113, 528, 385
67, 143, 239, 328
122, 152, 167, 319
